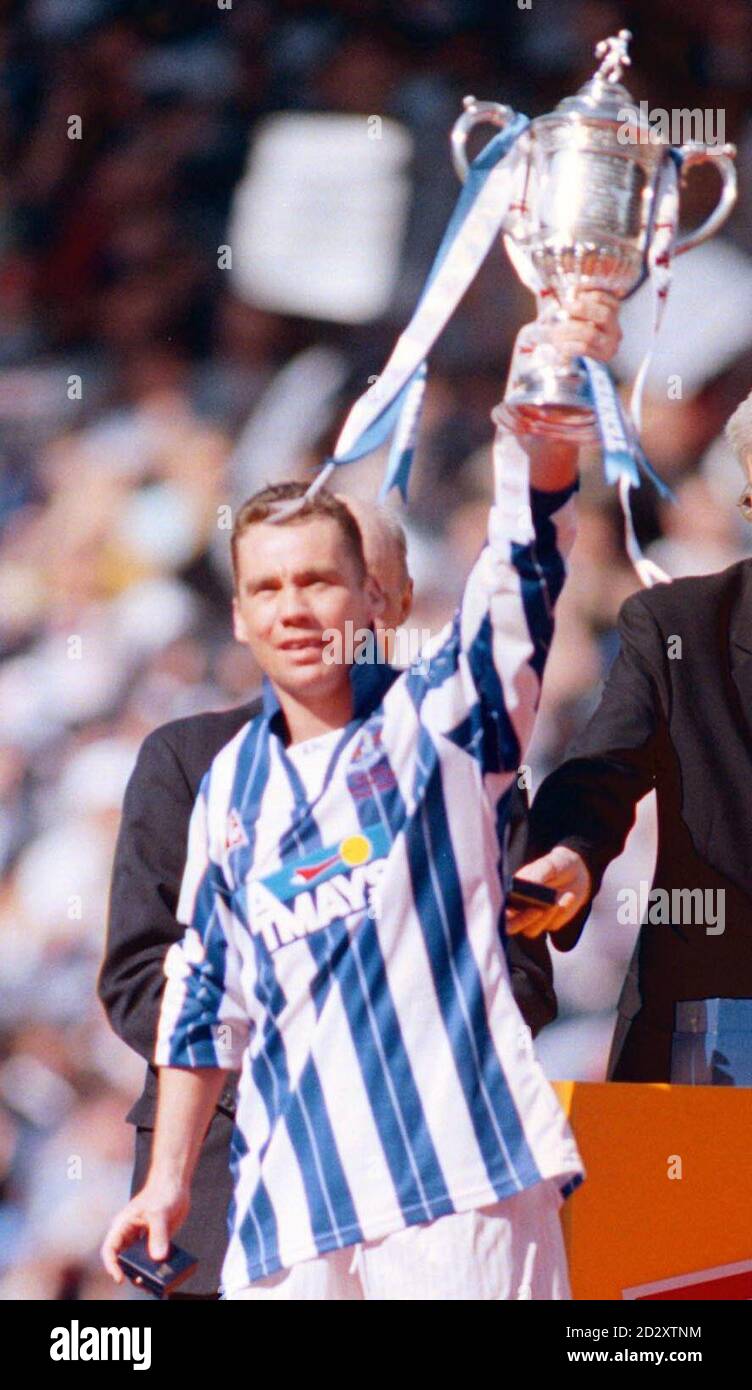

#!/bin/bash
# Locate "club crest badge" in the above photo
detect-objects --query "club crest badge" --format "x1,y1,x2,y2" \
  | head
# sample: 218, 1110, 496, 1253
226, 808, 249, 851
350, 724, 384, 770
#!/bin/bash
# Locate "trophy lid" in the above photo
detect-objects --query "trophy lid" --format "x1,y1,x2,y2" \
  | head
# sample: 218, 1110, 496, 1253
544, 29, 657, 141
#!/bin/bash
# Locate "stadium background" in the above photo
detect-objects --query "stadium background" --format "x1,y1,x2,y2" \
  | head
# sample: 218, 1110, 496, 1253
1, 0, 752, 1299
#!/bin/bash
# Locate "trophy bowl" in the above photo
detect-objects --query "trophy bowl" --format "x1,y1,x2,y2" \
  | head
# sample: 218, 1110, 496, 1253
451, 30, 737, 442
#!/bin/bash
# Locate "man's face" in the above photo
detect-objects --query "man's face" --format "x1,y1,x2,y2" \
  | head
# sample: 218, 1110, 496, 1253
233, 517, 382, 701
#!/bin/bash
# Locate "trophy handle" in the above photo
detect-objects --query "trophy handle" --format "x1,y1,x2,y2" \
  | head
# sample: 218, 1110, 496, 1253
673, 143, 737, 256
451, 96, 516, 182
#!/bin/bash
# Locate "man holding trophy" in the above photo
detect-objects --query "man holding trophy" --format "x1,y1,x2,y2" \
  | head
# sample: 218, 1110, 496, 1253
100, 31, 735, 1299
100, 287, 620, 1302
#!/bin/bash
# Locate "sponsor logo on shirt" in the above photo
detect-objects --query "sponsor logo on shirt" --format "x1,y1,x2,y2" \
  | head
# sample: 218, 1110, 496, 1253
291, 833, 371, 884
245, 826, 390, 953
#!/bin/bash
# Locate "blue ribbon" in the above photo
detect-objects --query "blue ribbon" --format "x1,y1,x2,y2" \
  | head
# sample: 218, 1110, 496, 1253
321, 112, 530, 500
582, 356, 674, 500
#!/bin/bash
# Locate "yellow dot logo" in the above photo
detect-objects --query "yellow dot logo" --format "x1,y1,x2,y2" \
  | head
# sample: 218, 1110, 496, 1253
340, 834, 372, 867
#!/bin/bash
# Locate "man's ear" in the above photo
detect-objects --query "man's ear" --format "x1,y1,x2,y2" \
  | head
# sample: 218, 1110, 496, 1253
365, 572, 386, 621
398, 577, 414, 626
232, 595, 248, 644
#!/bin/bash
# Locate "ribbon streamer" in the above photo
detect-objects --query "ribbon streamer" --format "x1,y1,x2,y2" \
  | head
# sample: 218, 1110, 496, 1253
290, 113, 679, 591
290, 112, 530, 515
629, 150, 682, 435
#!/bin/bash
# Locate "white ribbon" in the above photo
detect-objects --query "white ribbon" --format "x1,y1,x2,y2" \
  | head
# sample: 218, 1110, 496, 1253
274, 114, 531, 520
630, 154, 680, 435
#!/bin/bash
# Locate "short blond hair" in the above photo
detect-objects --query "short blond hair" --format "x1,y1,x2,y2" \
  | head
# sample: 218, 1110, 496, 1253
725, 391, 752, 470
231, 482, 366, 586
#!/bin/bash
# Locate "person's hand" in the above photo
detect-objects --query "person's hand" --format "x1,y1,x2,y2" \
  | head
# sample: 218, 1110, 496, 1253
505, 845, 592, 940
537, 288, 622, 366
100, 1178, 190, 1284
503, 288, 623, 457
511, 287, 622, 378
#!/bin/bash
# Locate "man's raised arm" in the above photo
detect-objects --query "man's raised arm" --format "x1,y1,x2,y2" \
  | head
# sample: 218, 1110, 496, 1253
416, 291, 621, 780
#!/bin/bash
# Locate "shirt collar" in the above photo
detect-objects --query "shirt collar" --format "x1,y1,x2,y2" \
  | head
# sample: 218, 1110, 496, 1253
261, 659, 400, 742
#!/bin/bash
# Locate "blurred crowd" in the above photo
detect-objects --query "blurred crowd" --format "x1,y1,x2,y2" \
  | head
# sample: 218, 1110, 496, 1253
2, 0, 752, 1298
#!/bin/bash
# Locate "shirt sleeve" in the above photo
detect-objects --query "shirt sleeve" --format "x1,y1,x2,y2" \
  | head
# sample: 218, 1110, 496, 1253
412, 429, 578, 779
154, 773, 250, 1071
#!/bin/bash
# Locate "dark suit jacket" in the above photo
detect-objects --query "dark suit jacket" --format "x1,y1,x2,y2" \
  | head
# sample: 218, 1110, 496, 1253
99, 702, 556, 1295
527, 558, 752, 1083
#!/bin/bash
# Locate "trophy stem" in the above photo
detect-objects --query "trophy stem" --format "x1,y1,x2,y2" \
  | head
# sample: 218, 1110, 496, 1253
501, 328, 600, 443
496, 398, 600, 443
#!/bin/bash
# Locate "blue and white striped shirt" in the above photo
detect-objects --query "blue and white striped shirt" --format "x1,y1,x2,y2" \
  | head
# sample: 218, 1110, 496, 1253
155, 433, 584, 1292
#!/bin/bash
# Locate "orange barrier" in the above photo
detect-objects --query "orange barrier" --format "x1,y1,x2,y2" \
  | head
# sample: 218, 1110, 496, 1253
553, 1081, 752, 1300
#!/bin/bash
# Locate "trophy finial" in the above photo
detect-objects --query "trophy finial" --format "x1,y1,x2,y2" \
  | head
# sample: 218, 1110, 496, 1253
594, 29, 632, 84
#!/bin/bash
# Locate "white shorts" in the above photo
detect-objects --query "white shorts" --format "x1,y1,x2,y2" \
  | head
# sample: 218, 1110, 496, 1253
224, 1179, 571, 1301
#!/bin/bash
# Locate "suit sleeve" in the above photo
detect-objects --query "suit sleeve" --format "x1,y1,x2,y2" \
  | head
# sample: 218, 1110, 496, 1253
526, 590, 668, 951
505, 783, 557, 1036
98, 729, 196, 1061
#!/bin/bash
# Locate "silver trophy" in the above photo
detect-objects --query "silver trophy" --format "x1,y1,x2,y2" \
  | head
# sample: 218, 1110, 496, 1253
451, 30, 737, 441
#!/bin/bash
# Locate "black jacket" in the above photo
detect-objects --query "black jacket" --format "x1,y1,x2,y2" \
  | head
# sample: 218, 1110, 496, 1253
99, 702, 556, 1295
527, 558, 752, 1083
